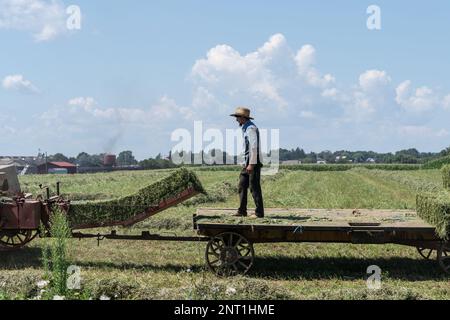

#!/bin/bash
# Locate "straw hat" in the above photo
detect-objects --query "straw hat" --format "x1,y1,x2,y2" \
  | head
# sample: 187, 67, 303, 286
230, 107, 254, 120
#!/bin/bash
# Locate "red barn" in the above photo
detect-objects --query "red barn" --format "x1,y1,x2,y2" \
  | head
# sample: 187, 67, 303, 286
37, 162, 77, 174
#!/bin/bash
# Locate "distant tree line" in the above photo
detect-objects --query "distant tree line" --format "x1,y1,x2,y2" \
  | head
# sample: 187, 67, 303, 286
47, 151, 176, 169
279, 147, 450, 164
46, 146, 450, 169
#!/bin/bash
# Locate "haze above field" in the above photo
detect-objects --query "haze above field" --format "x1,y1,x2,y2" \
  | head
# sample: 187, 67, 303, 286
1, 1, 450, 159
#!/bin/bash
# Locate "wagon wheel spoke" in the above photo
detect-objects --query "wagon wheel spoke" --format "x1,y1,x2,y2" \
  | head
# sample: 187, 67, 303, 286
209, 243, 222, 255
238, 258, 253, 270
208, 259, 220, 265
0, 230, 36, 249
237, 260, 249, 269
416, 247, 436, 260
205, 232, 254, 277
16, 233, 26, 243
227, 233, 234, 247
211, 238, 225, 251
237, 244, 251, 254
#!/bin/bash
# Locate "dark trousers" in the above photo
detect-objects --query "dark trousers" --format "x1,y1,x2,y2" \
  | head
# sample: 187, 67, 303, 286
238, 165, 264, 217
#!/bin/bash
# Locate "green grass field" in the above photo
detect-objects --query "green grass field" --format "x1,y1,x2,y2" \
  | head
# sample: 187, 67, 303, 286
1, 168, 449, 300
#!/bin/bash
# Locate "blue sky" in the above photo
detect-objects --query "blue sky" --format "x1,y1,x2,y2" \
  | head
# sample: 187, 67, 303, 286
1, 0, 450, 160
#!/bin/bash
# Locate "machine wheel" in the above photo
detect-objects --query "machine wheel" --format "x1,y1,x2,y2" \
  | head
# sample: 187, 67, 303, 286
0, 230, 38, 249
205, 232, 254, 276
416, 247, 436, 260
437, 242, 450, 274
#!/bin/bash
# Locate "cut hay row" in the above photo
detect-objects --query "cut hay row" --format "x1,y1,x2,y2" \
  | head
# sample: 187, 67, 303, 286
442, 165, 450, 190
280, 164, 421, 171
67, 168, 205, 228
191, 164, 422, 172
416, 192, 450, 240
415, 165, 450, 239
422, 155, 450, 169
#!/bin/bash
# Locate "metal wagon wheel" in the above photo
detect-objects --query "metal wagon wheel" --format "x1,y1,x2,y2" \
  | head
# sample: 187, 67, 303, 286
205, 232, 255, 276
0, 230, 38, 250
437, 242, 450, 274
416, 247, 436, 260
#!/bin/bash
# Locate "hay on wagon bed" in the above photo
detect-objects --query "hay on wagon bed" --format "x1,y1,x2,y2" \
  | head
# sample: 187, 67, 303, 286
416, 192, 450, 240
67, 168, 205, 228
442, 165, 450, 190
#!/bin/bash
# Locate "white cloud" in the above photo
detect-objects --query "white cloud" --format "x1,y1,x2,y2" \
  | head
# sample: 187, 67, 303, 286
2, 74, 39, 93
191, 34, 342, 124
37, 96, 194, 157
45, 96, 191, 126
68, 96, 96, 109
295, 44, 315, 72
443, 94, 450, 110
327, 70, 393, 123
295, 44, 335, 88
321, 88, 339, 98
0, 0, 67, 42
395, 80, 437, 112
192, 34, 290, 109
299, 111, 316, 119
359, 70, 391, 92
398, 125, 449, 138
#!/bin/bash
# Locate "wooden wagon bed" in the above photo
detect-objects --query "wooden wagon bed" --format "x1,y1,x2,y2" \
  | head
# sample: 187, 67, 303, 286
195, 208, 434, 228
194, 208, 449, 275
194, 208, 439, 245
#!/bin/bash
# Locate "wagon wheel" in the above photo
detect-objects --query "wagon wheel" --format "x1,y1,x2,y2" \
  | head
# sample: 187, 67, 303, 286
416, 247, 436, 260
437, 242, 450, 274
205, 232, 254, 276
0, 230, 38, 249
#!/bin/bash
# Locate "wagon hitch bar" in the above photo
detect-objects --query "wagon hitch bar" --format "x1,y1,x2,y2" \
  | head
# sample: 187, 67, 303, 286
71, 230, 209, 244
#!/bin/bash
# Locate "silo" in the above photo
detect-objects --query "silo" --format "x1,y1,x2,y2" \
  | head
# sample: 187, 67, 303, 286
103, 154, 117, 167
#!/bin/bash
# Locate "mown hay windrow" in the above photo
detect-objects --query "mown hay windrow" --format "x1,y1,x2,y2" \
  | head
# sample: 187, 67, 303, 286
67, 168, 205, 227
416, 192, 450, 240
442, 165, 450, 190
422, 155, 450, 169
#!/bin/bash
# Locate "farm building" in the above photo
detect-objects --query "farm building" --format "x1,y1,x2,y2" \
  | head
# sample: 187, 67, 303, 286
282, 160, 302, 165
0, 156, 42, 174
37, 161, 77, 174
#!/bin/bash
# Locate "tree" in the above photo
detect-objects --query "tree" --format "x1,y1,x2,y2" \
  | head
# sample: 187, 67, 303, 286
117, 151, 138, 166
76, 152, 103, 167
139, 157, 177, 170
49, 153, 70, 163
440, 146, 450, 157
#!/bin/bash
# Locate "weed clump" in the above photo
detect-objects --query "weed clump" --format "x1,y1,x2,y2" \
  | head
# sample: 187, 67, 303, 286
41, 208, 72, 297
186, 276, 292, 300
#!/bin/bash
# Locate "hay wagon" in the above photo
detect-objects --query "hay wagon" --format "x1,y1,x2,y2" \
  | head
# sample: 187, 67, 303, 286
194, 208, 449, 276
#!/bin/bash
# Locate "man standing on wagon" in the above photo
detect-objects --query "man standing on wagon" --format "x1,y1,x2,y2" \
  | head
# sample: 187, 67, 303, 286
230, 107, 265, 218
